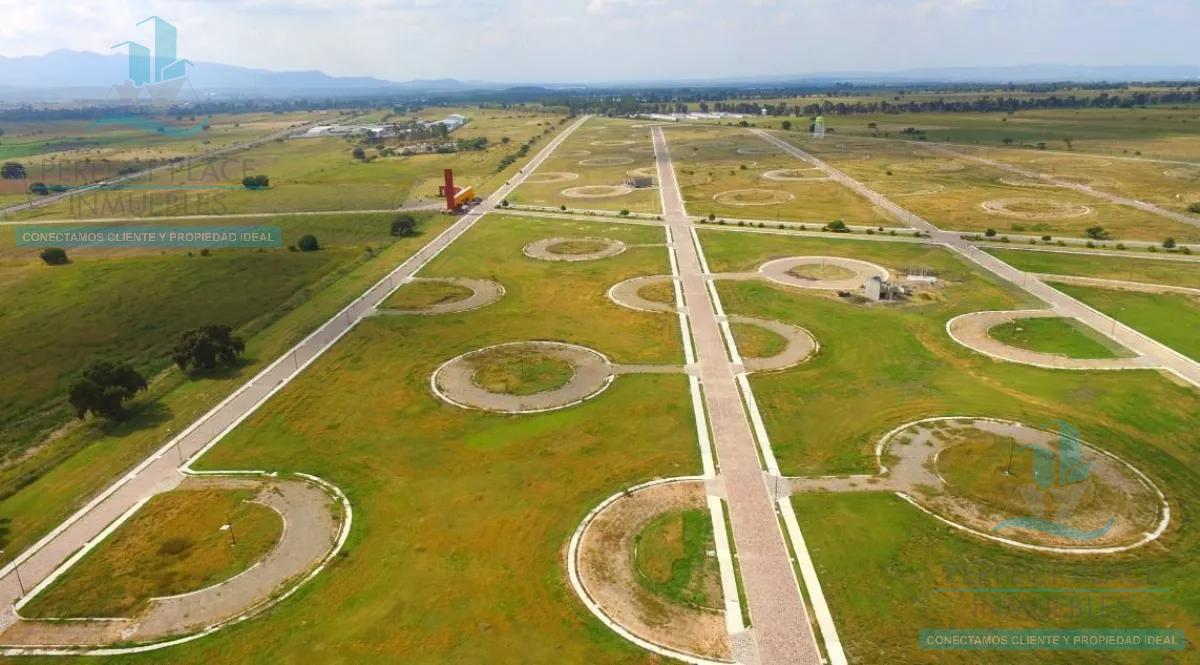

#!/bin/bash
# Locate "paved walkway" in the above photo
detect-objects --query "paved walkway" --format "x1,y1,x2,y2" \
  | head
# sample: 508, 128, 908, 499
654, 127, 823, 665
753, 129, 1200, 390
0, 115, 592, 642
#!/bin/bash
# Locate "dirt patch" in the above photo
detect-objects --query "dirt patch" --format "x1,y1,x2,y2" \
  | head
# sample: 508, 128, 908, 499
574, 479, 731, 662
524, 237, 627, 262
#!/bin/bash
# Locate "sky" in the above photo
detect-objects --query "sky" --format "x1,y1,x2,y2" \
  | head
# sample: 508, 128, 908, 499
0, 0, 1197, 83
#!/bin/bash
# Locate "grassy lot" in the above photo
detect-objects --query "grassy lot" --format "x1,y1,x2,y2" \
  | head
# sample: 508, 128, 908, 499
633, 508, 721, 610
1052, 284, 1200, 362
10, 109, 567, 220
987, 317, 1131, 359
730, 322, 788, 358
89, 215, 702, 662
777, 134, 1200, 243
637, 281, 675, 304
986, 248, 1200, 289
0, 214, 451, 568
469, 347, 575, 395
508, 118, 661, 214
699, 229, 1195, 481
664, 124, 895, 226
21, 488, 281, 619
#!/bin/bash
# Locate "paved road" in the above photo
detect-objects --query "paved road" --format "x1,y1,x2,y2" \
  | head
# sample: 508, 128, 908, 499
0, 118, 329, 219
654, 127, 822, 665
754, 130, 1200, 389
0, 115, 591, 635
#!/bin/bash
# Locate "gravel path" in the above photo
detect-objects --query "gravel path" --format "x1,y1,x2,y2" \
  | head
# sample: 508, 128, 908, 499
947, 310, 1149, 370
757, 256, 889, 291
522, 237, 627, 261
728, 316, 817, 373
375, 277, 504, 315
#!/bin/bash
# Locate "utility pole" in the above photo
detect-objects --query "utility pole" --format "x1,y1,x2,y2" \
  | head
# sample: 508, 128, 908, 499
226, 511, 237, 547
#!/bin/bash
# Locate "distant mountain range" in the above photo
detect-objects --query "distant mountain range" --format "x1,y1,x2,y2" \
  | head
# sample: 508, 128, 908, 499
0, 51, 1197, 102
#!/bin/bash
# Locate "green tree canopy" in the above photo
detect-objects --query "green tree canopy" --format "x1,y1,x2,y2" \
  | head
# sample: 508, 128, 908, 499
68, 361, 147, 420
171, 324, 245, 372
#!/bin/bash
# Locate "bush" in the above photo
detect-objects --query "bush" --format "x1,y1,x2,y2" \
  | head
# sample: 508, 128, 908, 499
560, 205, 567, 211
619, 209, 630, 217
29, 182, 49, 195
1182, 246, 1193, 255
1188, 202, 1200, 214
1163, 237, 1177, 249
242, 174, 270, 189
985, 228, 997, 237
500, 199, 509, 208
1085, 226, 1109, 240
1041, 235, 1052, 242
390, 214, 417, 237
1116, 243, 1126, 250
1148, 245, 1158, 253
39, 247, 68, 265
297, 234, 319, 252
825, 219, 849, 233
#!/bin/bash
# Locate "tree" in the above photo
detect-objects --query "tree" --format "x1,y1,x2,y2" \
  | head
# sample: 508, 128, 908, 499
1, 162, 25, 179
781, 120, 792, 131
985, 228, 997, 237
29, 182, 49, 195
297, 234, 320, 252
351, 147, 366, 160
825, 219, 849, 233
1163, 237, 1177, 249
1001, 137, 1014, 145
171, 324, 245, 371
390, 214, 417, 237
40, 247, 68, 265
1085, 226, 1110, 240
242, 174, 270, 189
68, 361, 147, 420
1189, 202, 1200, 214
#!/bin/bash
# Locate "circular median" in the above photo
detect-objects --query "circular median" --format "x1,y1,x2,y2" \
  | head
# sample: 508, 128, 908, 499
761, 168, 829, 182
758, 256, 889, 291
579, 156, 635, 167
591, 140, 636, 147
523, 237, 628, 262
378, 277, 503, 315
524, 171, 581, 184
561, 184, 634, 199
608, 275, 677, 313
980, 198, 1094, 220
728, 315, 817, 372
946, 310, 1145, 370
712, 188, 794, 206
886, 160, 965, 173
431, 341, 615, 414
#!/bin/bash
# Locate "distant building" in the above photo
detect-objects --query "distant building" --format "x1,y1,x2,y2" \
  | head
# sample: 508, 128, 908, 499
864, 276, 906, 302
626, 174, 655, 188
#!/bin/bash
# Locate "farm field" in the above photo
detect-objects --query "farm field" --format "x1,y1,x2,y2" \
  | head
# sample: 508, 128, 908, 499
7, 108, 568, 220
507, 117, 661, 214
1051, 283, 1200, 362
0, 213, 450, 569
781, 134, 1200, 243
986, 247, 1200, 289
93, 214, 702, 662
666, 124, 896, 226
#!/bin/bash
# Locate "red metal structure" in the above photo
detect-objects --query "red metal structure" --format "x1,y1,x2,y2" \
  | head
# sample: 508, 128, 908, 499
440, 168, 456, 210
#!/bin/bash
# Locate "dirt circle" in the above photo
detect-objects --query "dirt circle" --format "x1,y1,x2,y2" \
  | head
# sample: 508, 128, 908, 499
561, 185, 634, 198
1055, 174, 1121, 188
761, 168, 829, 182
888, 183, 947, 196
608, 275, 676, 313
431, 341, 614, 414
712, 188, 795, 206
626, 166, 659, 179
887, 159, 965, 173
998, 177, 1060, 189
591, 140, 636, 147
579, 156, 635, 167
566, 149, 593, 158
880, 418, 1167, 551
981, 198, 1093, 220
523, 237, 627, 262
1163, 166, 1200, 180
698, 159, 758, 170
570, 478, 731, 662
524, 171, 581, 184
377, 277, 504, 315
759, 256, 889, 290
628, 145, 656, 154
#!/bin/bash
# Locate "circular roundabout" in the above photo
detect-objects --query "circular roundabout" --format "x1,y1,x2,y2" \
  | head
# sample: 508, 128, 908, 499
579, 156, 635, 167
431, 341, 615, 414
877, 417, 1168, 552
561, 184, 634, 199
758, 256, 888, 291
712, 188, 794, 206
981, 197, 1093, 220
523, 237, 627, 262
377, 277, 504, 315
523, 171, 581, 184
761, 168, 829, 182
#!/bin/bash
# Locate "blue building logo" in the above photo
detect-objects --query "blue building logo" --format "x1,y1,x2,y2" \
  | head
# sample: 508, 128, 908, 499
111, 16, 193, 103
992, 421, 1115, 542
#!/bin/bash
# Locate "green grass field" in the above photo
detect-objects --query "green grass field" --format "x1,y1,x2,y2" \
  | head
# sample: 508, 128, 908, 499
470, 346, 575, 395
1052, 284, 1200, 362
92, 215, 703, 662
986, 248, 1200, 289
0, 214, 451, 569
987, 317, 1130, 359
381, 280, 472, 309
22, 487, 281, 619
633, 508, 721, 610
